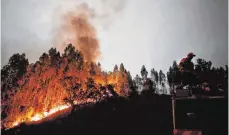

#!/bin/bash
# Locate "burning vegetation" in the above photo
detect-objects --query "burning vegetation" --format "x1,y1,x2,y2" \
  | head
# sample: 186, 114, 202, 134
1, 1, 228, 133
1, 44, 131, 129
1, 3, 131, 128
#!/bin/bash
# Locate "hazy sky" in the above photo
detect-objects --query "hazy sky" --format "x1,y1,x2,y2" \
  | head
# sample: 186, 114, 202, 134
2, 0, 228, 77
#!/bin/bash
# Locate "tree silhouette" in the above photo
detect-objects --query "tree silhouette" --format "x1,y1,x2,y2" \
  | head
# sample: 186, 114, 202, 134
167, 67, 173, 88
159, 70, 165, 85
127, 71, 138, 97
150, 68, 156, 81
1, 53, 29, 93
119, 63, 125, 72
63, 44, 83, 66
167, 61, 181, 92
141, 65, 148, 81
134, 74, 142, 92
142, 78, 154, 93
48, 47, 60, 67
39, 53, 49, 65
195, 58, 212, 73
154, 71, 159, 87
113, 64, 118, 73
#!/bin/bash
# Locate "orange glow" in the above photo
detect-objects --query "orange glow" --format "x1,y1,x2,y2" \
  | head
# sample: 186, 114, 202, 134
29, 104, 71, 122
3, 55, 130, 130
2, 3, 130, 129
31, 114, 43, 121
12, 122, 19, 127
6, 99, 100, 129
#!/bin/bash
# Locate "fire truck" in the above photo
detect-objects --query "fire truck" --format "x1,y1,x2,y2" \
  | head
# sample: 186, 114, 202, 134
171, 85, 227, 135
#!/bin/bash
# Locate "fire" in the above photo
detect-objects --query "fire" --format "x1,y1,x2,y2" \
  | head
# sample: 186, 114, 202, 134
31, 114, 43, 121
6, 99, 100, 129
1, 2, 130, 130
7, 104, 71, 129
12, 122, 19, 127
29, 104, 71, 122
2, 61, 130, 129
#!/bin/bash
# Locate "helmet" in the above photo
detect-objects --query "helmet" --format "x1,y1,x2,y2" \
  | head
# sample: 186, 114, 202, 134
187, 52, 196, 57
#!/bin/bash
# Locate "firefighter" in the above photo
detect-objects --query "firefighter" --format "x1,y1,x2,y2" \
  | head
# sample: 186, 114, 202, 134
178, 52, 197, 89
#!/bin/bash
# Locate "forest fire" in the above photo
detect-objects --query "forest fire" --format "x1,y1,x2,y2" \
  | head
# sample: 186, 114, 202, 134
1, 47, 130, 129
7, 104, 70, 129
7, 97, 103, 129
1, 2, 131, 130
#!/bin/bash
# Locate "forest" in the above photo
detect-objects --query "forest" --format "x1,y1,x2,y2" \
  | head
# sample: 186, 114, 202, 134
1, 44, 228, 134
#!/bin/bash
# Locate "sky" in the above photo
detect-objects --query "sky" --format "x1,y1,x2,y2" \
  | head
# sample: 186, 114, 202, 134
1, 0, 228, 77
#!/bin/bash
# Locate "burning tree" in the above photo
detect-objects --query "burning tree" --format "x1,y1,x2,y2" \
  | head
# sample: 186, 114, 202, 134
1, 44, 131, 129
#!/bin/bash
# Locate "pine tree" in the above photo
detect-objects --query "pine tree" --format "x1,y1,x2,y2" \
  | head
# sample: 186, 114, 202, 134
134, 74, 142, 92
113, 64, 118, 73
120, 63, 125, 72
141, 65, 148, 81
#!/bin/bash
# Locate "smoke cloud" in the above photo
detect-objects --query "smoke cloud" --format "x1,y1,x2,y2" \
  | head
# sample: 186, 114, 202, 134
53, 0, 127, 62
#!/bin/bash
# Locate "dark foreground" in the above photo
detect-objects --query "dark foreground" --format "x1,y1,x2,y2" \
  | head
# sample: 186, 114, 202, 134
2, 92, 228, 135
2, 93, 173, 135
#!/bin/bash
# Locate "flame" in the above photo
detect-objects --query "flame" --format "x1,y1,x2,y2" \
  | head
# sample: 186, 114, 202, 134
12, 122, 19, 127
7, 99, 100, 129
30, 104, 71, 122
31, 114, 43, 121
3, 61, 130, 129
7, 104, 71, 128
2, 3, 130, 130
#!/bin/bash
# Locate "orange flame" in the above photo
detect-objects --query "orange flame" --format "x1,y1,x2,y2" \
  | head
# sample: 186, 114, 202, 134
2, 3, 130, 130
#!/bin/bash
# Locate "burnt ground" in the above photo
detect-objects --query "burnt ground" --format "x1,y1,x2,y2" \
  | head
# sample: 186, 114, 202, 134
2, 92, 228, 135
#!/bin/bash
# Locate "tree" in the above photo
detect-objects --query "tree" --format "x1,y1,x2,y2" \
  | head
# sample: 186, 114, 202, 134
39, 53, 49, 64
1, 53, 29, 120
48, 47, 60, 66
154, 71, 159, 85
119, 63, 125, 72
167, 61, 181, 90
150, 68, 156, 81
141, 65, 148, 81
63, 44, 82, 65
167, 66, 173, 88
134, 74, 142, 92
113, 64, 118, 73
63, 44, 76, 57
158, 70, 166, 94
150, 68, 159, 90
127, 71, 137, 96
159, 70, 165, 85
76, 51, 84, 70
62, 76, 81, 113
195, 58, 212, 73
143, 78, 154, 92
1, 53, 29, 93
172, 61, 181, 84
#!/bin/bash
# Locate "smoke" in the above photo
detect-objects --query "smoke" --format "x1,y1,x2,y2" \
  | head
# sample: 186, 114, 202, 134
53, 0, 127, 62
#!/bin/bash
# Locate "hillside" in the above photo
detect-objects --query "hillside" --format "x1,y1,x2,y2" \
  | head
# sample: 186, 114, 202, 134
2, 94, 173, 135
1, 43, 228, 135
